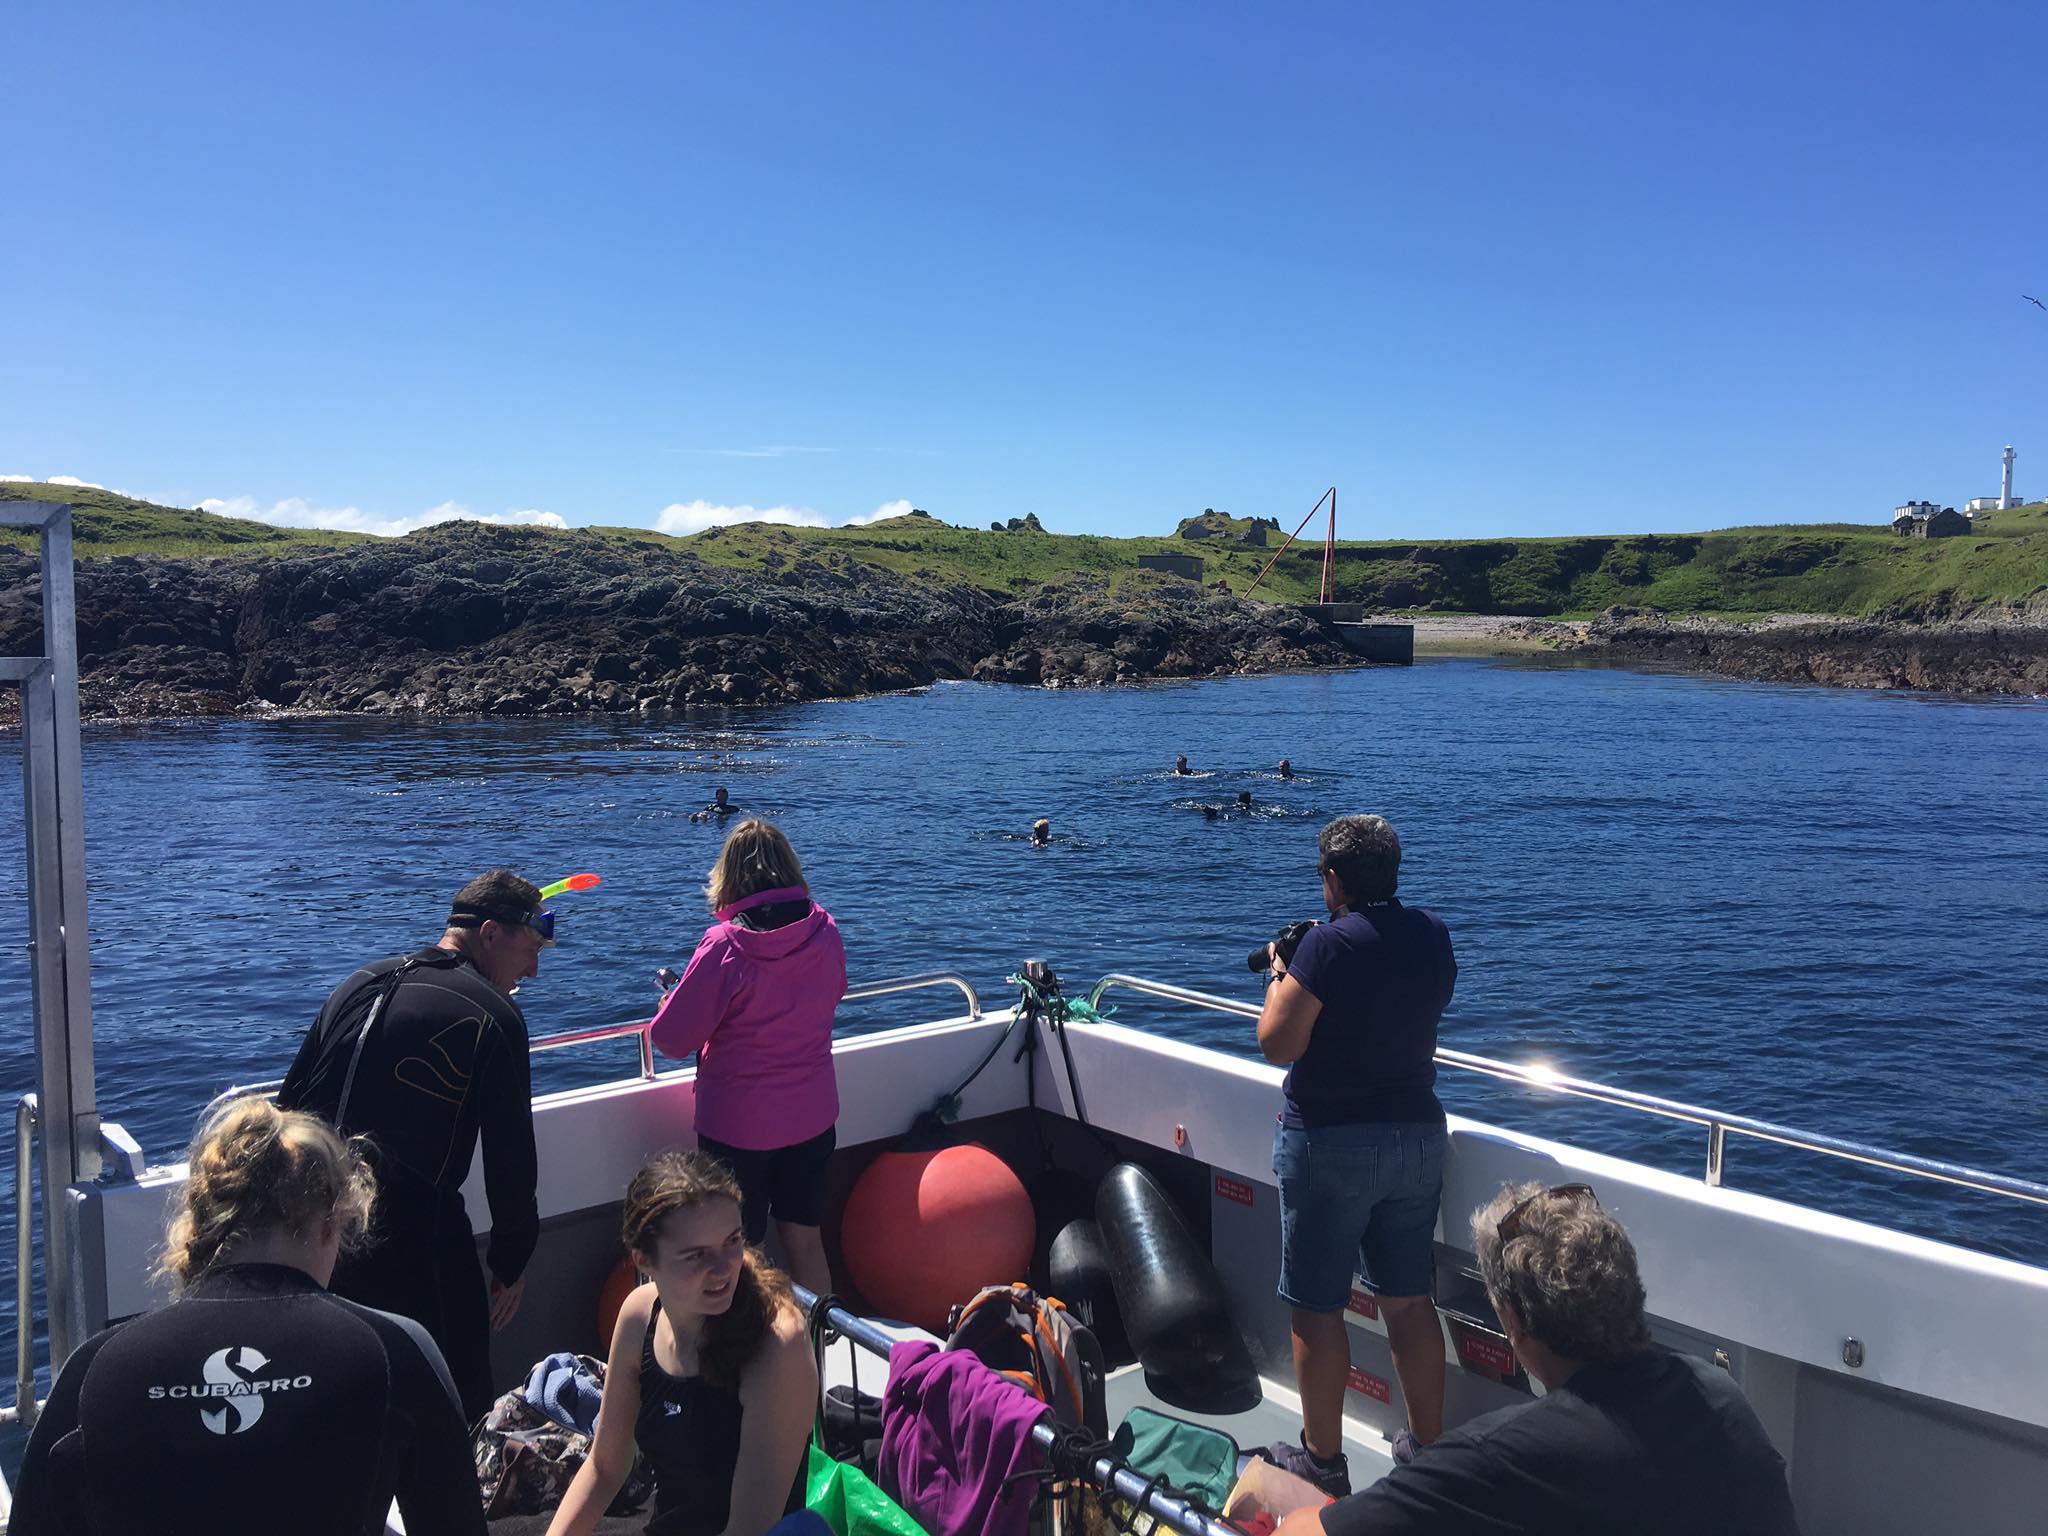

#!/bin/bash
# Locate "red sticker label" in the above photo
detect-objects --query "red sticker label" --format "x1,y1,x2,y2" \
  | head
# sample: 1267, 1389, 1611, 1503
1345, 1289, 1380, 1321
1214, 1174, 1255, 1206
1347, 1366, 1391, 1402
1459, 1333, 1516, 1375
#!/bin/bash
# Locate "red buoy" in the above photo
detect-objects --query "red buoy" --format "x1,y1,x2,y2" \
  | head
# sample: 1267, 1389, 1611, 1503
840, 1143, 1035, 1333
598, 1253, 640, 1347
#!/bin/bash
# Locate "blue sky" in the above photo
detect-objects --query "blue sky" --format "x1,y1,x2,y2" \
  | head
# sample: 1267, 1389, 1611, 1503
5, 2, 2044, 540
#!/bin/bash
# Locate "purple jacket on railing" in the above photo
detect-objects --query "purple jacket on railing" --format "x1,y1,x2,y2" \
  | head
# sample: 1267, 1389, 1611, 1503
877, 1340, 1050, 1536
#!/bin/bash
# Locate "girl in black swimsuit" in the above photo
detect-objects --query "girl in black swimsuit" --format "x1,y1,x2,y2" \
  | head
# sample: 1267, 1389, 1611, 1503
547, 1151, 817, 1536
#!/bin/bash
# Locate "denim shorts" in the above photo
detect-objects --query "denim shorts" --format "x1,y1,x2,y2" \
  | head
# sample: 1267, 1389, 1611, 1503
1273, 1119, 1445, 1311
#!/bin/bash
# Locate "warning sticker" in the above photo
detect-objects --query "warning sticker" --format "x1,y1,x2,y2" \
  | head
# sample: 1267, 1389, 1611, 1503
1347, 1366, 1391, 1403
1214, 1174, 1255, 1206
1345, 1289, 1381, 1322
1458, 1333, 1516, 1375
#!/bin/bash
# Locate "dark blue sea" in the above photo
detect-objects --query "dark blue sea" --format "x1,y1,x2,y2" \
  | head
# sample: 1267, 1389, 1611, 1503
3, 657, 2045, 1373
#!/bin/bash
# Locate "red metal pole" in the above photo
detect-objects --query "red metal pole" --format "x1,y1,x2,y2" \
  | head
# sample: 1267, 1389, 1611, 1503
1320, 486, 1336, 604
1242, 486, 1337, 601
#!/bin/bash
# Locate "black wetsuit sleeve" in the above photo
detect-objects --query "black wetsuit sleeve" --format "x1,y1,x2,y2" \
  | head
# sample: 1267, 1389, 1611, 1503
276, 1003, 327, 1110
479, 1016, 540, 1286
384, 1311, 489, 1535
8, 1328, 109, 1534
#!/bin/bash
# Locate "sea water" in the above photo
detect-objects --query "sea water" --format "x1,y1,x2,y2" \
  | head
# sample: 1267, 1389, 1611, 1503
1, 656, 2043, 1352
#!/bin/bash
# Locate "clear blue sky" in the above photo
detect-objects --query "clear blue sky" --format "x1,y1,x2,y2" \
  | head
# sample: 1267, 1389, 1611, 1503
5, 2, 2044, 539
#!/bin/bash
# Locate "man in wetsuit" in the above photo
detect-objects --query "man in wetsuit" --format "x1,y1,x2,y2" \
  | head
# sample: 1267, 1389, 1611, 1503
279, 868, 545, 1421
1277, 1184, 1799, 1535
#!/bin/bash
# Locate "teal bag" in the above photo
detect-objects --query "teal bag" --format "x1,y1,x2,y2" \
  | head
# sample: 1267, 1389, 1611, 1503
806, 1443, 931, 1536
1110, 1405, 1240, 1508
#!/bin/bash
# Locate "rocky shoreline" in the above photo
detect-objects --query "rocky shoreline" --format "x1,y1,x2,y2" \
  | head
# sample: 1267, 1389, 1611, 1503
1415, 610, 2048, 695
0, 523, 1363, 722
3, 526, 2042, 722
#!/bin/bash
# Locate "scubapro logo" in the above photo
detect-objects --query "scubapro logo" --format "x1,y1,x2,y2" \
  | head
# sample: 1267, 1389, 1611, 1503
145, 1346, 313, 1435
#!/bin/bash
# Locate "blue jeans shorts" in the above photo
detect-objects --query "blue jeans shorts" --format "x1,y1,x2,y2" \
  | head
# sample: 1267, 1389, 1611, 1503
1273, 1119, 1445, 1311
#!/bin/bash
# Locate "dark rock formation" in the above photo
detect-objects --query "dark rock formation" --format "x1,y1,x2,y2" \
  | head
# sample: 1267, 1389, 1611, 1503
987, 513, 1045, 533
1564, 608, 2048, 695
0, 523, 1362, 721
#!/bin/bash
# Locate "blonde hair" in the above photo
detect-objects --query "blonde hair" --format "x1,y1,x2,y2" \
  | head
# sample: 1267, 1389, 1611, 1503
158, 1099, 375, 1289
705, 819, 808, 912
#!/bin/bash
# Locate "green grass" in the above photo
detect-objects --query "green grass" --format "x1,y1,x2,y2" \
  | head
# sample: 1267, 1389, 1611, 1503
6, 482, 2047, 620
0, 482, 369, 558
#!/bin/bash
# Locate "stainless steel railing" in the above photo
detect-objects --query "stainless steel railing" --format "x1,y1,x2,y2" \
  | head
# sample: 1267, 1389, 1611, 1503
6, 1092, 38, 1430
794, 1285, 1236, 1536
1084, 972, 2048, 1211
197, 970, 985, 1124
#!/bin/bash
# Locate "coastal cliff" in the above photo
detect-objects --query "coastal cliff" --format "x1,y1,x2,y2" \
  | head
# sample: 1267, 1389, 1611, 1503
0, 522, 1359, 720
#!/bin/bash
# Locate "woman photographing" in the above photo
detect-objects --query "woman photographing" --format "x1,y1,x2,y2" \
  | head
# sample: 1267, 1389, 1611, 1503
545, 1151, 817, 1536
650, 818, 844, 1295
10, 1099, 482, 1535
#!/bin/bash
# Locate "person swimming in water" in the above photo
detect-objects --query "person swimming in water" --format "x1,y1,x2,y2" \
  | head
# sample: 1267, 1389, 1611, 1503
1031, 819, 1051, 846
1278, 758, 1294, 779
691, 786, 737, 824
1238, 790, 1255, 812
1174, 755, 1193, 775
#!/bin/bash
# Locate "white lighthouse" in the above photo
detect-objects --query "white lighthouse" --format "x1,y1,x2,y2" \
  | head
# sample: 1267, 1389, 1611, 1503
2000, 445, 2016, 510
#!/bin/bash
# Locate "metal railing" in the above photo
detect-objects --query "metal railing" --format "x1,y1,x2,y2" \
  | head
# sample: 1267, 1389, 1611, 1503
198, 970, 985, 1124
6, 1093, 38, 1429
795, 1285, 1235, 1536
1085, 973, 2048, 1211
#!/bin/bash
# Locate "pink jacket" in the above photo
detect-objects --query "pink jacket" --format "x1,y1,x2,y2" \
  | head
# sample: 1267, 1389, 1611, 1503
649, 886, 846, 1150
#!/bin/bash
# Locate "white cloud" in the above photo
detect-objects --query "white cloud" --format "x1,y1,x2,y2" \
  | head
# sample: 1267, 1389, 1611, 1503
0, 474, 31, 483
655, 499, 830, 536
46, 475, 105, 489
200, 495, 568, 539
848, 499, 915, 526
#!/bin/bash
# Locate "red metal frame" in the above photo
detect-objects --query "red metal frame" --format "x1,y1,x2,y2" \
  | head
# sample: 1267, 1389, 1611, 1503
1242, 486, 1338, 602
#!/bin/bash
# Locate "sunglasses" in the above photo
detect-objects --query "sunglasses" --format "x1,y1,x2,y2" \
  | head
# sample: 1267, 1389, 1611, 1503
1496, 1183, 1597, 1245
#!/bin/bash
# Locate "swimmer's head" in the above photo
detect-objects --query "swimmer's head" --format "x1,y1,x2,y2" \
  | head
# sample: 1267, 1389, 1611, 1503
1175, 755, 1190, 773
713, 787, 730, 807
1237, 790, 1253, 808
1031, 819, 1050, 845
1278, 758, 1293, 777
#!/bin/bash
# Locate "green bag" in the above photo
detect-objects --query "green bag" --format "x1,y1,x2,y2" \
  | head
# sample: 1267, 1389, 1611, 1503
1110, 1405, 1240, 1508
806, 1443, 931, 1536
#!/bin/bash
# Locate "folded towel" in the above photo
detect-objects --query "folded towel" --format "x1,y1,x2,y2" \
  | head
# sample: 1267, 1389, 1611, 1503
521, 1352, 606, 1436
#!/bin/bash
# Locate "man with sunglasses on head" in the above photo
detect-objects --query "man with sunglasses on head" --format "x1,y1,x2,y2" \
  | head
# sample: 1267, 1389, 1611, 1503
1278, 1183, 1800, 1535
279, 868, 547, 1422
1259, 813, 1456, 1493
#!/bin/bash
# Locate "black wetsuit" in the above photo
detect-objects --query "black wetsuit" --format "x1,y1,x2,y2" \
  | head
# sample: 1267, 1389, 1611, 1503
8, 1262, 485, 1536
279, 945, 539, 1421
635, 1303, 804, 1536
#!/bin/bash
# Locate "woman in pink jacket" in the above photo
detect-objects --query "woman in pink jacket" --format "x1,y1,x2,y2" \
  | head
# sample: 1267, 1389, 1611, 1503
651, 819, 845, 1294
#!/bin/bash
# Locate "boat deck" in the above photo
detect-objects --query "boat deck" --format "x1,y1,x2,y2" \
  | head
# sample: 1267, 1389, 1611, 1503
818, 1320, 1400, 1507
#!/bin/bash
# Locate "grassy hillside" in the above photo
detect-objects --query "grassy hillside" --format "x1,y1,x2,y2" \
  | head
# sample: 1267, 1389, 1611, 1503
5, 481, 2046, 619
0, 482, 369, 557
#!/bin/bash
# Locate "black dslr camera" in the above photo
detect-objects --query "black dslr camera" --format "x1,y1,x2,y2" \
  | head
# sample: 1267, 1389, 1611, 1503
1247, 919, 1317, 974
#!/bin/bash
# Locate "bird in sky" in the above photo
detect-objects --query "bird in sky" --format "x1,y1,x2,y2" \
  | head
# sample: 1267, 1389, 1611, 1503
2026, 295, 2047, 310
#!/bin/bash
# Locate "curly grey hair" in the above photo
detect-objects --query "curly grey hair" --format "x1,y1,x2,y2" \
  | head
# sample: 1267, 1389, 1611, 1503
1471, 1182, 1651, 1364
1318, 814, 1401, 902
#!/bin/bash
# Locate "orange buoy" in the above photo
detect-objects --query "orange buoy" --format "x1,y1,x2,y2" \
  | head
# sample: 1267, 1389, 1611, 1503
598, 1253, 641, 1346
840, 1143, 1035, 1333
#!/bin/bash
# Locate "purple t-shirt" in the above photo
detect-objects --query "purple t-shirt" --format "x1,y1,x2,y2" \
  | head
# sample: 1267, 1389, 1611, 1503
1282, 899, 1455, 1128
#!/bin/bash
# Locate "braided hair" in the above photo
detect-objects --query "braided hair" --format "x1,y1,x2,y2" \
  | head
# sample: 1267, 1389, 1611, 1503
157, 1098, 375, 1289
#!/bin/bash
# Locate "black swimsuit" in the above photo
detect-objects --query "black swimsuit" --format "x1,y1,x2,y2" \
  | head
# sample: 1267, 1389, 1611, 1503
634, 1302, 804, 1536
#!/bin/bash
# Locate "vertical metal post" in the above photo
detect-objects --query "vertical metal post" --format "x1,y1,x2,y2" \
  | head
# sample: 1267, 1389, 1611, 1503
13, 1093, 38, 1427
639, 1028, 655, 1081
1706, 1121, 1726, 1187
15, 504, 100, 1370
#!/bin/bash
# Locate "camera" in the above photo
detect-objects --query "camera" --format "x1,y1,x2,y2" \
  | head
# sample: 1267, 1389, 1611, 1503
1246, 919, 1317, 974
